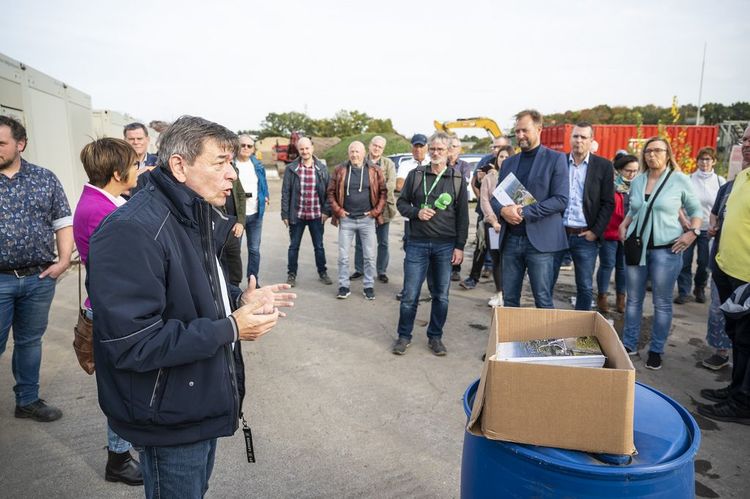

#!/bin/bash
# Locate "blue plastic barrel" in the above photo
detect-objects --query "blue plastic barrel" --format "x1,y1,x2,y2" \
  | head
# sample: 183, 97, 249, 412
461, 380, 700, 498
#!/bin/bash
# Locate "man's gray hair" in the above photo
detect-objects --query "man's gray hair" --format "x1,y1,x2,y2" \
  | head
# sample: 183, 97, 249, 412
428, 131, 452, 147
370, 135, 387, 146
157, 115, 239, 168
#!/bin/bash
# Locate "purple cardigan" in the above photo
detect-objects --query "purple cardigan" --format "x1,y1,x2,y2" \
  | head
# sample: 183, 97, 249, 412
73, 185, 121, 308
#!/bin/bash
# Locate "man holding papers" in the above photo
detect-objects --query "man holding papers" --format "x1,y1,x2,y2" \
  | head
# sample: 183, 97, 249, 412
491, 109, 569, 308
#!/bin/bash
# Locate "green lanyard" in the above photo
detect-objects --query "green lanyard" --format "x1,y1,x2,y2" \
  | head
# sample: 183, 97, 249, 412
422, 166, 447, 207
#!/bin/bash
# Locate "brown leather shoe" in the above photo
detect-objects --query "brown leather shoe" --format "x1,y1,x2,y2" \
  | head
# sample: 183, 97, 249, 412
596, 294, 609, 313
616, 293, 626, 313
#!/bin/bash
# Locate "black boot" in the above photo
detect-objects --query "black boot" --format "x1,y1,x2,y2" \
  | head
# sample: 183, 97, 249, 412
105, 449, 144, 486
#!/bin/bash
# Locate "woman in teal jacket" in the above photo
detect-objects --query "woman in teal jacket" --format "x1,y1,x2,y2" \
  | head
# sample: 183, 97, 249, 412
618, 137, 702, 370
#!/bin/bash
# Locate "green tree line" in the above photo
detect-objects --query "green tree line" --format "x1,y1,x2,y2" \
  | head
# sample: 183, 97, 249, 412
253, 110, 396, 138
546, 102, 749, 126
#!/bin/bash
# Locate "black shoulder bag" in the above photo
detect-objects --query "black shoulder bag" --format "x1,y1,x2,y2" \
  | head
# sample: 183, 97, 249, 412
623, 169, 672, 266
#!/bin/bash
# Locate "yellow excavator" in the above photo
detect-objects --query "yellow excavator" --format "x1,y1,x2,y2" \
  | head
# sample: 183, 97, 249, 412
433, 117, 503, 138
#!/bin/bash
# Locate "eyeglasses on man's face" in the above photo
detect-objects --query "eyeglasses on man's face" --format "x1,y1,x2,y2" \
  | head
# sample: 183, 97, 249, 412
240, 144, 255, 149
428, 147, 447, 153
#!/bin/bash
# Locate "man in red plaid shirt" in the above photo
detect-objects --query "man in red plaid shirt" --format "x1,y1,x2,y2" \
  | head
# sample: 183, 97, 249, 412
280, 137, 332, 287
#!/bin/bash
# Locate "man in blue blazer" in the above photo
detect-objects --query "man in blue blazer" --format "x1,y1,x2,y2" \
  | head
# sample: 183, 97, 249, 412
491, 109, 569, 308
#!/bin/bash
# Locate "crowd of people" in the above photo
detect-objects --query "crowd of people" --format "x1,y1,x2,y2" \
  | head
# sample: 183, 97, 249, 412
1, 111, 749, 498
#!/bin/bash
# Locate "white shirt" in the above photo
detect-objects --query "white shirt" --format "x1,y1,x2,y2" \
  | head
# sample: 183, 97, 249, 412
690, 171, 726, 230
397, 156, 431, 180
397, 157, 430, 222
237, 159, 259, 216
87, 183, 127, 207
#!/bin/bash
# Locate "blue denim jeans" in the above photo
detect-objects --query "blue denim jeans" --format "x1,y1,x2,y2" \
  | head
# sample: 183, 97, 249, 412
397, 240, 453, 340
677, 231, 710, 296
139, 438, 217, 499
287, 218, 327, 275
338, 217, 377, 288
244, 213, 264, 280
706, 280, 732, 350
0, 273, 57, 406
553, 234, 599, 310
597, 239, 627, 296
622, 248, 683, 354
502, 234, 556, 308
355, 221, 390, 276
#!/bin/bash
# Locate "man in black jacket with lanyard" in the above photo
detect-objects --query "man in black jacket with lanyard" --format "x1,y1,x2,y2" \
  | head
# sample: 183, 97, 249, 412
393, 132, 469, 356
552, 122, 615, 310
89, 116, 295, 498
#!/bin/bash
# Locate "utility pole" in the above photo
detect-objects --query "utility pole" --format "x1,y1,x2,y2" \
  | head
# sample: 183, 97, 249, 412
696, 42, 707, 125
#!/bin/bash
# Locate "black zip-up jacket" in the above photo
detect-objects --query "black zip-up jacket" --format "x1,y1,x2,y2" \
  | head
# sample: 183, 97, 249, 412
397, 164, 469, 250
88, 167, 245, 447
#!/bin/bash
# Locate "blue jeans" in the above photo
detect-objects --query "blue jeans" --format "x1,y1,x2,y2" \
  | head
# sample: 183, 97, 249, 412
139, 438, 217, 499
553, 234, 599, 311
397, 240, 453, 340
244, 213, 264, 280
338, 217, 377, 288
622, 248, 682, 354
0, 273, 57, 406
287, 218, 327, 275
355, 221, 389, 276
597, 239, 627, 296
502, 234, 556, 308
706, 280, 732, 350
677, 231, 710, 296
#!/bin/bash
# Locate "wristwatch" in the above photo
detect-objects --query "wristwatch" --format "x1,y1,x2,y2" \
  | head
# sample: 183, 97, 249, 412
691, 228, 701, 236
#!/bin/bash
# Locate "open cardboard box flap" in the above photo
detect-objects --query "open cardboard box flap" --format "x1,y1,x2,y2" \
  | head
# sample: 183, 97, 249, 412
467, 307, 636, 455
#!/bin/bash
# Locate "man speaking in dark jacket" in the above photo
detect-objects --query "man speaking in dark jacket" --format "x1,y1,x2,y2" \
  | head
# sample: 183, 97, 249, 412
393, 132, 469, 356
88, 116, 295, 498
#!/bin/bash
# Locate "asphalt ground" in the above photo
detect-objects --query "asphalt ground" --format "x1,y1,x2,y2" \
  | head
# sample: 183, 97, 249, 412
0, 178, 746, 498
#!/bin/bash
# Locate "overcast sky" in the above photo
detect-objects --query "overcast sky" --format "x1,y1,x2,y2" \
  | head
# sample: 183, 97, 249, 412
2, 0, 748, 137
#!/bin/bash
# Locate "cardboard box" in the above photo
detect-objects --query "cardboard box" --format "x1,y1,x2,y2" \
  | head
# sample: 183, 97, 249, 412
467, 307, 636, 455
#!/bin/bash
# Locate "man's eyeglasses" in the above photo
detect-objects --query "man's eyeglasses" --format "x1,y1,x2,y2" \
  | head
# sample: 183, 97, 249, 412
643, 148, 667, 155
428, 147, 447, 152
240, 144, 255, 149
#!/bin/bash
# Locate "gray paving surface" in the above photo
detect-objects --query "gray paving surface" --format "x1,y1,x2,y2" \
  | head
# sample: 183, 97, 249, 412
0, 178, 746, 498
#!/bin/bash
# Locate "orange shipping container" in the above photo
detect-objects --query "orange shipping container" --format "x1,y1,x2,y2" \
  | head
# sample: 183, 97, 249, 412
541, 124, 718, 162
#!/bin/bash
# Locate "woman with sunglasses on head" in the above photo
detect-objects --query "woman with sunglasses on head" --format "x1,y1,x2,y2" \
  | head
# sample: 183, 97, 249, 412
618, 137, 702, 371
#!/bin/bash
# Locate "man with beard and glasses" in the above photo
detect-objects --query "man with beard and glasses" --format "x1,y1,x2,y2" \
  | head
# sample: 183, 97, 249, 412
393, 132, 469, 356
0, 115, 74, 422
490, 109, 569, 309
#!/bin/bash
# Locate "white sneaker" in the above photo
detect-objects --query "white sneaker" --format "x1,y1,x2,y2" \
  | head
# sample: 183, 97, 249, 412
488, 292, 503, 307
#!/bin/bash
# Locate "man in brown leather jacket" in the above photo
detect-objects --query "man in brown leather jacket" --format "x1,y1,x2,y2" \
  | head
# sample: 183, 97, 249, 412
327, 141, 386, 300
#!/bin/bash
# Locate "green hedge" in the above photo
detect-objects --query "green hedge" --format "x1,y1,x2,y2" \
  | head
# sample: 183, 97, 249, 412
321, 132, 411, 169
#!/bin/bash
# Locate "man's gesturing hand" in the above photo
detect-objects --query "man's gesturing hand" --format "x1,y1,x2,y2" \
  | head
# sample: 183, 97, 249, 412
232, 294, 279, 341
240, 276, 296, 316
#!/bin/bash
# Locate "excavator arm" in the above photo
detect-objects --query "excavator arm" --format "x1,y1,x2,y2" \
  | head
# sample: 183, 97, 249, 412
434, 117, 503, 138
